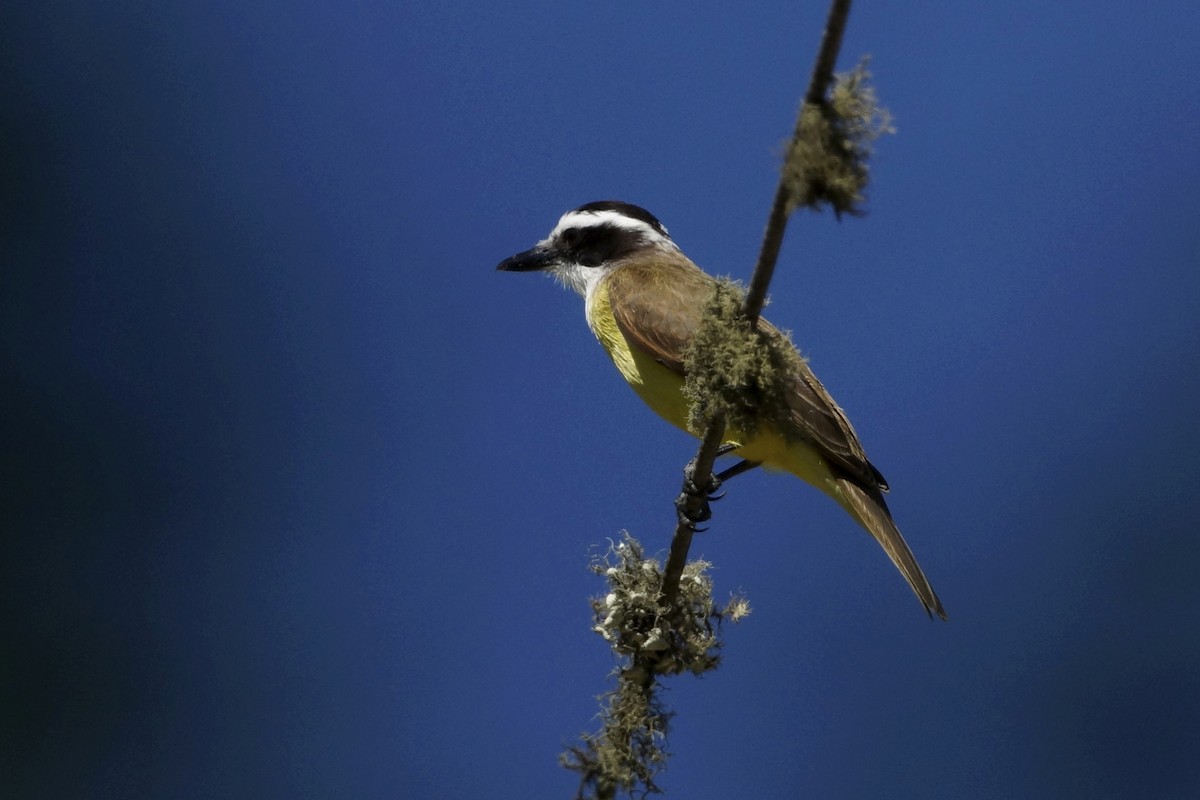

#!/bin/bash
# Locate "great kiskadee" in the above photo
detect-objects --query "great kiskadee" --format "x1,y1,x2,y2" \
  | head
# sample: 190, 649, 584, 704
498, 200, 945, 619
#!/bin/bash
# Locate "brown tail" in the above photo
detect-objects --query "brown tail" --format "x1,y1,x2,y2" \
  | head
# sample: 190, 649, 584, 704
836, 478, 947, 620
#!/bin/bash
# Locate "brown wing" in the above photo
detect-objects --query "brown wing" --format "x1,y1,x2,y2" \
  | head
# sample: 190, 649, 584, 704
604, 255, 709, 374
606, 256, 888, 494
763, 322, 891, 492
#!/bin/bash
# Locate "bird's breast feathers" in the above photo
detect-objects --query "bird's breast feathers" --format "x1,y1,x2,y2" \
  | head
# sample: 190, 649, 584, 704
587, 273, 693, 432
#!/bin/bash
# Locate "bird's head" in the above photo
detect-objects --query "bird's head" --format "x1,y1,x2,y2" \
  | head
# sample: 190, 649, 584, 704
496, 200, 680, 297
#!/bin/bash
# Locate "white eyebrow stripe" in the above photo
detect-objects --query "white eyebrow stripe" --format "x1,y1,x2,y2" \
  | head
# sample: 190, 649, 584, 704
550, 209, 671, 242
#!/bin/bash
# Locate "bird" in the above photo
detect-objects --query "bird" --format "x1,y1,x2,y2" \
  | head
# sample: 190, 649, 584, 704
497, 200, 945, 619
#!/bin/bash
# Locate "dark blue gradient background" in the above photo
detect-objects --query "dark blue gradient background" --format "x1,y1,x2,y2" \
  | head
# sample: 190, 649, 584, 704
3, 3, 1199, 798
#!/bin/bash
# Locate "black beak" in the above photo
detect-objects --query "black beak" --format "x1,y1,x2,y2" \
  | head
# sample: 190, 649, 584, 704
496, 245, 557, 272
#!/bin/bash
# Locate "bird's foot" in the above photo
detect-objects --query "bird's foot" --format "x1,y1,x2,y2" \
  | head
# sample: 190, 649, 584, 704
675, 458, 726, 530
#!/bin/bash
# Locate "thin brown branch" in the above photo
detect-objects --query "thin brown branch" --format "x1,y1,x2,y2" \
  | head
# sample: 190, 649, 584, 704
804, 0, 854, 106
743, 0, 853, 325
660, 420, 727, 606
660, 0, 855, 609
573, 5, 862, 794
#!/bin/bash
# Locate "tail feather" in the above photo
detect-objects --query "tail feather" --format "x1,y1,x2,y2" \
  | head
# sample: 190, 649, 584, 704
836, 478, 947, 620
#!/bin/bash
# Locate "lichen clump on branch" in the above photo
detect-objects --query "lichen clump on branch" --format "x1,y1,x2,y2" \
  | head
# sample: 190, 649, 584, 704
563, 535, 749, 797
783, 59, 893, 216
681, 279, 805, 442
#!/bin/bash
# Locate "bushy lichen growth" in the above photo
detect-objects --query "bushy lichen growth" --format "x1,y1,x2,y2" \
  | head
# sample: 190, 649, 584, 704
562, 657, 668, 800
562, 535, 750, 799
589, 536, 736, 677
681, 279, 805, 442
783, 58, 893, 216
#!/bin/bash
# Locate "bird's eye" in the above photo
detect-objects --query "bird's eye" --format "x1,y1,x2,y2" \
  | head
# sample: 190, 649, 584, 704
560, 227, 582, 248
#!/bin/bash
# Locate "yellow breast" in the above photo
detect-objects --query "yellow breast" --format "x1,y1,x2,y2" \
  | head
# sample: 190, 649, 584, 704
588, 278, 692, 432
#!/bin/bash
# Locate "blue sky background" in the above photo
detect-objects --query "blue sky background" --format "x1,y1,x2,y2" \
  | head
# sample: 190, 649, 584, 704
4, 3, 1200, 798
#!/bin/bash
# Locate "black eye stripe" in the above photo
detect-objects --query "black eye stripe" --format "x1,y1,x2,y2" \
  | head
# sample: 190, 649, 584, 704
576, 226, 614, 249
562, 224, 632, 249
558, 223, 645, 267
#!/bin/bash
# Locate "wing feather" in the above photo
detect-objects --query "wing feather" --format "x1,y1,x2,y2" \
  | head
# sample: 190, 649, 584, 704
604, 257, 705, 374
